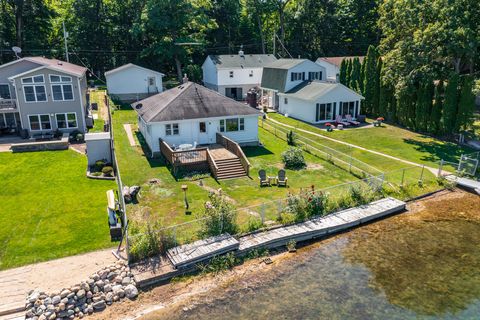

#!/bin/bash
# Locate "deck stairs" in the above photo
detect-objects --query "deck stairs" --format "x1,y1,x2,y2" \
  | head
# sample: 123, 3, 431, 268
215, 157, 247, 180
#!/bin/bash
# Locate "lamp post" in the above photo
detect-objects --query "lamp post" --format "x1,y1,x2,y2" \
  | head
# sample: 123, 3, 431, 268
181, 184, 190, 214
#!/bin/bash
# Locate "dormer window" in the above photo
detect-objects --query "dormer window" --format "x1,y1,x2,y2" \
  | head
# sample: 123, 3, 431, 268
290, 72, 305, 81
229, 71, 234, 78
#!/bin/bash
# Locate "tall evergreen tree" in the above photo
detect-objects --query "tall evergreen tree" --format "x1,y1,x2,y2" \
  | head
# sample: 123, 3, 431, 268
350, 57, 361, 92
443, 73, 460, 134
339, 58, 347, 85
345, 59, 353, 89
372, 56, 382, 115
363, 45, 377, 115
455, 75, 475, 132
359, 57, 366, 94
430, 80, 444, 135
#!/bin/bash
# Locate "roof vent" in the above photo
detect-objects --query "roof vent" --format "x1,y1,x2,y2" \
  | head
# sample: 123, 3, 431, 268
57, 61, 63, 66
135, 103, 143, 109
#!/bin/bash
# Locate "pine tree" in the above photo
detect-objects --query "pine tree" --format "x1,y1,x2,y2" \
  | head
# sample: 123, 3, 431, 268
345, 59, 353, 89
415, 81, 428, 132
372, 57, 382, 116
455, 75, 475, 132
363, 45, 378, 115
350, 57, 361, 92
430, 80, 444, 135
443, 73, 460, 135
425, 79, 435, 132
339, 59, 347, 85
360, 57, 366, 95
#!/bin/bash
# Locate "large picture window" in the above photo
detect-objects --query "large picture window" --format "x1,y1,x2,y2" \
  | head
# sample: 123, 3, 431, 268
24, 85, 47, 102
56, 113, 77, 129
29, 114, 51, 131
52, 84, 73, 101
220, 118, 245, 132
165, 123, 179, 135
0, 84, 11, 99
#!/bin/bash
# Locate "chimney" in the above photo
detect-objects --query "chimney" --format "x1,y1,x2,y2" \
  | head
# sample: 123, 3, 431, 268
238, 45, 244, 57
182, 74, 189, 84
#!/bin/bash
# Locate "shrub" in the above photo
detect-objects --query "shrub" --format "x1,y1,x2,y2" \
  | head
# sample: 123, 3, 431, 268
95, 160, 106, 171
198, 192, 238, 237
76, 133, 84, 142
286, 130, 297, 146
281, 147, 306, 169
91, 172, 102, 177
102, 166, 114, 176
286, 239, 296, 252
243, 218, 264, 233
198, 252, 237, 274
281, 189, 328, 223
128, 222, 176, 262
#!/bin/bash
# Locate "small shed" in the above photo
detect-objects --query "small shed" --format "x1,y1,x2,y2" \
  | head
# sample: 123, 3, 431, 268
85, 132, 112, 166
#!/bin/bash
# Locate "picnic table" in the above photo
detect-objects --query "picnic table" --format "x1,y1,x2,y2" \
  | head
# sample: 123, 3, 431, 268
177, 143, 193, 151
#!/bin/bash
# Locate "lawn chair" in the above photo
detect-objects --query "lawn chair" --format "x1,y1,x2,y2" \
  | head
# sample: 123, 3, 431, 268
277, 169, 288, 187
258, 169, 269, 187
345, 114, 360, 126
335, 115, 350, 127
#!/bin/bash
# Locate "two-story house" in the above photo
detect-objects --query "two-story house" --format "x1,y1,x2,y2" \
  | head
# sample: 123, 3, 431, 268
0, 57, 88, 137
202, 51, 277, 100
260, 59, 326, 109
316, 56, 364, 81
261, 59, 364, 124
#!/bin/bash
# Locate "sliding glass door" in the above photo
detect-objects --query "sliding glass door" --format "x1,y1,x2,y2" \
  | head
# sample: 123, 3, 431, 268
315, 102, 336, 122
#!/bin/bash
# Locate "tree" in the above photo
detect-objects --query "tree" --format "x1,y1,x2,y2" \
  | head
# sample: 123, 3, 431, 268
345, 58, 352, 89
455, 75, 476, 132
372, 56, 382, 115
363, 45, 377, 115
443, 73, 460, 134
350, 57, 361, 92
430, 80, 444, 134
339, 58, 347, 85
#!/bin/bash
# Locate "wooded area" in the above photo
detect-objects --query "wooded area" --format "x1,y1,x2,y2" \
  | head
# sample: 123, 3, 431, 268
0, 0, 478, 134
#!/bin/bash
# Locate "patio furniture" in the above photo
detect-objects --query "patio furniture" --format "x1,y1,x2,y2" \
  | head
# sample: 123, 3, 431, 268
277, 169, 288, 187
268, 175, 277, 186
335, 115, 350, 127
258, 169, 269, 187
345, 114, 360, 125
178, 143, 193, 151
357, 115, 367, 123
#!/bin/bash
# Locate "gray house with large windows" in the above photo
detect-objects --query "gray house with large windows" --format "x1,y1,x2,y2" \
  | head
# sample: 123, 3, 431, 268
0, 57, 88, 136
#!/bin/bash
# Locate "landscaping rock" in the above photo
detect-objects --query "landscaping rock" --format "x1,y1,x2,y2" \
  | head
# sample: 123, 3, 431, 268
121, 277, 131, 286
92, 300, 106, 311
60, 290, 71, 299
76, 289, 85, 299
124, 285, 138, 299
52, 296, 61, 305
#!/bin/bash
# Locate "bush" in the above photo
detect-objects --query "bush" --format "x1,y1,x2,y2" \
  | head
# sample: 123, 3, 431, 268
286, 130, 298, 146
95, 159, 106, 171
198, 192, 238, 237
102, 166, 114, 176
280, 189, 328, 223
91, 172, 102, 177
198, 252, 237, 274
281, 147, 306, 169
243, 218, 264, 233
128, 222, 176, 262
76, 133, 84, 142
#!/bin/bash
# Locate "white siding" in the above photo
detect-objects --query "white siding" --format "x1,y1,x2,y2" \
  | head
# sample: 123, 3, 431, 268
106, 66, 163, 96
202, 57, 218, 86
217, 68, 263, 87
316, 60, 339, 81
285, 61, 326, 92
278, 97, 316, 123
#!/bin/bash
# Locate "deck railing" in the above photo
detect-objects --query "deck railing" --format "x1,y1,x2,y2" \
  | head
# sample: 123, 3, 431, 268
0, 99, 17, 110
206, 149, 219, 179
216, 132, 250, 176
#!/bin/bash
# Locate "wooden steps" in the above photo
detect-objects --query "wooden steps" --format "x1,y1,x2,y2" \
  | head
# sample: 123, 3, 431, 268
215, 158, 247, 180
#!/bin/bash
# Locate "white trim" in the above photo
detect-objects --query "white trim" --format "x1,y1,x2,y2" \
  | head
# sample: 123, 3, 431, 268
21, 74, 45, 84
8, 66, 47, 81
51, 83, 74, 101
22, 84, 48, 103
77, 77, 87, 132
49, 74, 72, 83
144, 113, 260, 125
105, 63, 165, 77
55, 112, 78, 129
0, 83, 12, 99
27, 113, 52, 131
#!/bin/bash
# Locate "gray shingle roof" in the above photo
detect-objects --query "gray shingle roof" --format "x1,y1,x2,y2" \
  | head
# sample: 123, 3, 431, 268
281, 80, 364, 101
264, 59, 307, 69
260, 59, 310, 93
208, 54, 277, 69
133, 82, 261, 123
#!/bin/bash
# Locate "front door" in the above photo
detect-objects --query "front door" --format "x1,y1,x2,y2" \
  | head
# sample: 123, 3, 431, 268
147, 77, 157, 93
197, 121, 209, 144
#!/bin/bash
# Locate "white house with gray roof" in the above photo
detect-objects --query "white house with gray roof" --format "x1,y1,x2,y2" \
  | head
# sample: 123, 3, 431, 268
0, 57, 88, 137
202, 50, 277, 100
260, 59, 326, 109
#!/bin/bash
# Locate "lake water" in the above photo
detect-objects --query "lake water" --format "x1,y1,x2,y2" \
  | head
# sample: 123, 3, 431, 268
144, 192, 480, 320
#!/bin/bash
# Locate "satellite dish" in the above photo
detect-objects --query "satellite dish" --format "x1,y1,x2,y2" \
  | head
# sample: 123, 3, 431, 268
12, 46, 22, 59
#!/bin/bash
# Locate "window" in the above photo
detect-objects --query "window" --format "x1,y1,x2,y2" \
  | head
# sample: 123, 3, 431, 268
229, 71, 234, 78
199, 121, 206, 133
0, 84, 11, 99
165, 123, 179, 135
341, 101, 356, 116
49, 75, 71, 83
315, 103, 334, 122
148, 77, 155, 86
290, 72, 305, 81
24, 85, 47, 102
29, 114, 51, 131
56, 113, 77, 129
249, 70, 254, 77
308, 72, 321, 81
52, 84, 74, 101
220, 118, 244, 132
284, 98, 288, 105
22, 75, 44, 84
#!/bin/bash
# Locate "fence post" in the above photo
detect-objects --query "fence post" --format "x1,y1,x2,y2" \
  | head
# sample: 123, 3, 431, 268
400, 168, 406, 186
378, 173, 385, 191
349, 155, 353, 172
419, 165, 425, 183
438, 159, 444, 177
260, 204, 265, 224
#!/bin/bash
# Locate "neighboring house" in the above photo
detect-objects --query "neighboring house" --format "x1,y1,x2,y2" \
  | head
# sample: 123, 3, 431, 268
105, 63, 164, 102
0, 56, 88, 136
316, 56, 365, 82
202, 51, 277, 100
261, 59, 326, 109
133, 81, 260, 154
278, 80, 364, 124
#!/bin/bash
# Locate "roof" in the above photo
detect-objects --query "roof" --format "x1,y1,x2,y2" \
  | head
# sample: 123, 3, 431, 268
207, 54, 277, 69
105, 63, 165, 77
260, 59, 312, 92
85, 132, 110, 141
316, 56, 365, 67
264, 59, 307, 70
280, 80, 364, 101
133, 82, 260, 123
4, 57, 87, 78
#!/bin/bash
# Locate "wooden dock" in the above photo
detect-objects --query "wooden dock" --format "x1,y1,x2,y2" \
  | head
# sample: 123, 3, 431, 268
167, 234, 239, 269
446, 175, 480, 194
132, 197, 406, 287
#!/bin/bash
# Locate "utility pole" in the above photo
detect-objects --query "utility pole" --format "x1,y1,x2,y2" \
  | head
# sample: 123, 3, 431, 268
63, 21, 69, 62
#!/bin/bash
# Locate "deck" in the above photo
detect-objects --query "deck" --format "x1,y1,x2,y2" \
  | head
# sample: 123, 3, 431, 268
209, 144, 237, 160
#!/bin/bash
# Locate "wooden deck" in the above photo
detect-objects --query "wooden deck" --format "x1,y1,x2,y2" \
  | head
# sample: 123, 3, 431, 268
208, 144, 238, 160
167, 234, 239, 269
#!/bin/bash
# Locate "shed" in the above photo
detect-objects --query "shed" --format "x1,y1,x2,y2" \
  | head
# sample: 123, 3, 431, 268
85, 132, 112, 166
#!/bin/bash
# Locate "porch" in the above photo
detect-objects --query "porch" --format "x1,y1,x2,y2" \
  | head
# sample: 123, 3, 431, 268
159, 133, 250, 180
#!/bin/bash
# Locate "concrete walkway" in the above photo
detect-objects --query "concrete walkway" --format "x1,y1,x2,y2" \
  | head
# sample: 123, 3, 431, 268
269, 118, 439, 175
123, 124, 138, 147
0, 248, 120, 318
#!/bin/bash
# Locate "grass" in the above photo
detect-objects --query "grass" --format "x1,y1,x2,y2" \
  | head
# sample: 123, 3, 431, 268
89, 89, 107, 133
0, 150, 116, 270
268, 113, 475, 170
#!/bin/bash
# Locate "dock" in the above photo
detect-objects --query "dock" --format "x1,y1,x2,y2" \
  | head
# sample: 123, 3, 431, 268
131, 197, 406, 287
446, 175, 480, 194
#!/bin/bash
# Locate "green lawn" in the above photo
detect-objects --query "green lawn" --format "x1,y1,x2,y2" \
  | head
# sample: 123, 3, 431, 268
0, 150, 116, 270
89, 90, 107, 133
268, 113, 474, 170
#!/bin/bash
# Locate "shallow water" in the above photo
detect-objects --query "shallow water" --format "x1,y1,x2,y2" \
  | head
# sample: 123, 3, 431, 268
146, 192, 480, 320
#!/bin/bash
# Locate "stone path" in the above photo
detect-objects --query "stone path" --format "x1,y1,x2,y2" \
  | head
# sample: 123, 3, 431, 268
269, 118, 439, 175
0, 248, 119, 318
123, 124, 138, 147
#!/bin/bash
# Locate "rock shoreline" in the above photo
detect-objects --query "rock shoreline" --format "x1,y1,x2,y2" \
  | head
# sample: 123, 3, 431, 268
25, 260, 138, 320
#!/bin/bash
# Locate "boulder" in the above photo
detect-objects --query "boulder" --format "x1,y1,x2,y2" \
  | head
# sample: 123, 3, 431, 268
60, 289, 70, 299
51, 296, 61, 305
76, 289, 86, 299
121, 277, 131, 286
124, 285, 138, 299
92, 300, 106, 311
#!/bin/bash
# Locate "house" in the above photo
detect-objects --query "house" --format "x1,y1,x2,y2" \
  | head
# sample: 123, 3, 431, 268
133, 81, 260, 154
202, 50, 277, 100
105, 63, 164, 102
261, 59, 326, 109
316, 56, 365, 82
278, 80, 364, 124
0, 56, 88, 136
